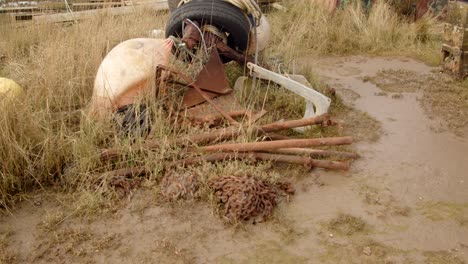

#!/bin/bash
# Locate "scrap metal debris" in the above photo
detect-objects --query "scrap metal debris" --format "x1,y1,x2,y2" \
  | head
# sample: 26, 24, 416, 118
89, 0, 361, 224
208, 175, 279, 223
160, 172, 200, 201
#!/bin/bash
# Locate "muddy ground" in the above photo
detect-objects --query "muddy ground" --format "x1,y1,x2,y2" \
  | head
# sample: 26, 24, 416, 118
1, 56, 467, 263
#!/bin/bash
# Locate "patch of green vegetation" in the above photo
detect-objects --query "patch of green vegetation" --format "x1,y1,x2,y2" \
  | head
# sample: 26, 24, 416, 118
358, 184, 411, 218
217, 240, 307, 264
149, 239, 197, 264
365, 69, 468, 135
364, 69, 426, 93
32, 228, 120, 262
326, 214, 369, 236
269, 213, 309, 245
423, 250, 466, 264
0, 231, 16, 264
418, 201, 468, 227
319, 238, 412, 264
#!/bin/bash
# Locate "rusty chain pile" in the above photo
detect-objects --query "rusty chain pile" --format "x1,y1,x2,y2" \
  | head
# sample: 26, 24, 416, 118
160, 172, 200, 201
108, 175, 142, 198
208, 175, 278, 222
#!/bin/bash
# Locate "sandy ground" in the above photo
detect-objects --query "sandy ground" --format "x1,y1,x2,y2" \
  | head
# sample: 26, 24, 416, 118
1, 56, 467, 263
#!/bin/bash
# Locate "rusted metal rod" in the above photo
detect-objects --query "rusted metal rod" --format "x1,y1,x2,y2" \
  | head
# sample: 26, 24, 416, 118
264, 148, 360, 159
178, 113, 330, 145
177, 152, 350, 170
259, 114, 332, 132
199, 137, 353, 153
263, 133, 291, 141
216, 41, 255, 66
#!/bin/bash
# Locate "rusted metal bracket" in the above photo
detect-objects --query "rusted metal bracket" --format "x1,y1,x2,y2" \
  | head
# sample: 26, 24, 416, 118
156, 64, 239, 125
181, 20, 202, 50
216, 40, 255, 65
182, 48, 233, 108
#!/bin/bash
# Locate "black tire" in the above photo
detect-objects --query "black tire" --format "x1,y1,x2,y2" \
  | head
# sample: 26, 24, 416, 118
165, 0, 252, 53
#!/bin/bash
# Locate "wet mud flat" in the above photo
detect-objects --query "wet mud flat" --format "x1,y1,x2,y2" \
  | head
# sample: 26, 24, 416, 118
1, 56, 468, 263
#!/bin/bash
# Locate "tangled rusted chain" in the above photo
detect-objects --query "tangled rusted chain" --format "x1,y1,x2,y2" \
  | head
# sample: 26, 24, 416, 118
208, 175, 280, 223
108, 176, 142, 198
160, 172, 200, 201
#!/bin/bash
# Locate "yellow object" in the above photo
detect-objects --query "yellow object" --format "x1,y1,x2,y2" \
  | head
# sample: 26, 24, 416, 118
0, 77, 23, 99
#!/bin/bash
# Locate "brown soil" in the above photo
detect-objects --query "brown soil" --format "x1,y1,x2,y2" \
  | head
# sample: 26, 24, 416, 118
1, 56, 468, 263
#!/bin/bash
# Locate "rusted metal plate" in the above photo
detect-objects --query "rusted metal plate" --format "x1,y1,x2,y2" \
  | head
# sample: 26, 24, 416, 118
194, 49, 232, 95
184, 93, 245, 119
181, 49, 232, 108
182, 88, 219, 107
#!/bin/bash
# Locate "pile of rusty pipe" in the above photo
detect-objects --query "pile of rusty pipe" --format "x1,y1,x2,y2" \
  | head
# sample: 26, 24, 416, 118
100, 114, 330, 161
199, 137, 353, 153
177, 152, 350, 171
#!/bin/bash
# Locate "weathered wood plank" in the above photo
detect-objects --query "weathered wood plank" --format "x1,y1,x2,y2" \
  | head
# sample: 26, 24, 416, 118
32, 0, 168, 23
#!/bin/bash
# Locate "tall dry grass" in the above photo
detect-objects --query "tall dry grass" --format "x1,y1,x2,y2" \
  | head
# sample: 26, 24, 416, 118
267, 0, 443, 64
0, 1, 443, 210
0, 11, 169, 210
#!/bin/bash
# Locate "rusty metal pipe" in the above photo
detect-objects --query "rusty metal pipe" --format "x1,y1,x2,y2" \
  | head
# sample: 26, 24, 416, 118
177, 113, 329, 145
264, 148, 360, 159
259, 114, 331, 133
177, 152, 350, 170
199, 137, 353, 153
263, 133, 291, 141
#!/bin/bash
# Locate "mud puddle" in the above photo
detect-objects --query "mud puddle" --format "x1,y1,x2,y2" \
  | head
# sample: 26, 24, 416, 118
1, 56, 468, 263
310, 56, 468, 252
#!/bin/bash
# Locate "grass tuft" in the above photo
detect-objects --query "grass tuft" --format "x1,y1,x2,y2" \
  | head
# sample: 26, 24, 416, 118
326, 213, 369, 236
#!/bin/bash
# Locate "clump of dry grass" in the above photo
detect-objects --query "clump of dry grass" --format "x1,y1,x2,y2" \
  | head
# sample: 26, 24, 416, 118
267, 0, 443, 64
319, 238, 410, 263
0, 11, 169, 210
0, 231, 16, 263
418, 201, 468, 227
423, 250, 466, 264
326, 213, 369, 236
32, 228, 120, 262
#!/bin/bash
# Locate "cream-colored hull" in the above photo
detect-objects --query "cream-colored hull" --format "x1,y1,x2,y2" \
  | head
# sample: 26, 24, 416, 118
89, 38, 173, 117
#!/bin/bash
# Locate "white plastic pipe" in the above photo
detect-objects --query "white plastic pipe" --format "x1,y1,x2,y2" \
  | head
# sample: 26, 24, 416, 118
247, 63, 331, 133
